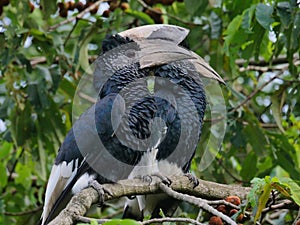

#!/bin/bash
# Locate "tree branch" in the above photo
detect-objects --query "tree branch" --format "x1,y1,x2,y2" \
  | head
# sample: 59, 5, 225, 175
159, 182, 237, 225
77, 215, 207, 225
48, 175, 250, 225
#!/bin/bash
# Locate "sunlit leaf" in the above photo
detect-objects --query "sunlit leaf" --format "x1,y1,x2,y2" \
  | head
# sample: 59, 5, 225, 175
15, 163, 32, 190
0, 141, 12, 159
0, 162, 8, 188
254, 177, 272, 222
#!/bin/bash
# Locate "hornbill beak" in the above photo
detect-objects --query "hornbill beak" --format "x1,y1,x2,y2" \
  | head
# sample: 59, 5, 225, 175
119, 24, 225, 84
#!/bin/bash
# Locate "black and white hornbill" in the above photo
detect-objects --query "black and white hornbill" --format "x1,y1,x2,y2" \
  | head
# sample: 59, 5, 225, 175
40, 24, 224, 225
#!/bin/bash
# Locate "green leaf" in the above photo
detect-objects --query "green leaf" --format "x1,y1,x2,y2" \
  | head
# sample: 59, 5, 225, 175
30, 29, 51, 42
40, 0, 57, 19
0, 141, 12, 160
276, 150, 298, 180
291, 11, 300, 50
124, 9, 155, 24
0, 162, 8, 188
243, 119, 267, 155
184, 0, 208, 16
10, 103, 32, 145
59, 78, 76, 98
282, 178, 300, 206
276, 2, 292, 28
255, 3, 274, 30
15, 163, 32, 190
224, 15, 243, 43
248, 177, 265, 210
254, 177, 272, 222
270, 177, 300, 206
223, 15, 244, 55
35, 122, 47, 180
78, 24, 101, 74
240, 151, 257, 181
241, 5, 256, 32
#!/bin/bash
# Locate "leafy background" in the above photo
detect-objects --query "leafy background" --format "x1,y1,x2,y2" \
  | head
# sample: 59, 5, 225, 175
0, 0, 299, 224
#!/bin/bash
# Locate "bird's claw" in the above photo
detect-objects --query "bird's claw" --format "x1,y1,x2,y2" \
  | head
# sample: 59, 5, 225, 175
89, 180, 112, 206
184, 173, 199, 188
151, 173, 172, 186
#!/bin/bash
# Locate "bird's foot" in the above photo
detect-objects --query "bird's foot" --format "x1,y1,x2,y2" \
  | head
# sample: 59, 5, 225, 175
151, 172, 172, 186
89, 180, 113, 206
184, 173, 199, 188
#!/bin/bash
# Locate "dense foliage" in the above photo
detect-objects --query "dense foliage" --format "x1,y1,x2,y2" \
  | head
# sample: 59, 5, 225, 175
0, 0, 299, 224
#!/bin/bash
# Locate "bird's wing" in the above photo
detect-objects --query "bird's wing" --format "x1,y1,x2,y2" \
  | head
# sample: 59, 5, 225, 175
41, 93, 125, 224
41, 159, 91, 225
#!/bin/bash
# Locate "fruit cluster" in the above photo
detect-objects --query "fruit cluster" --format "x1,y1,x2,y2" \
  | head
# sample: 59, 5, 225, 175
209, 196, 244, 225
58, 1, 99, 18
56, 0, 185, 21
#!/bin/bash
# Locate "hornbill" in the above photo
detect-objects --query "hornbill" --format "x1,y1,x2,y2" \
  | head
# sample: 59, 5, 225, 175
40, 24, 224, 225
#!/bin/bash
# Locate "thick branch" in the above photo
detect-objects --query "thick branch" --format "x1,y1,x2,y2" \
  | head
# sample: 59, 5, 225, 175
48, 175, 250, 225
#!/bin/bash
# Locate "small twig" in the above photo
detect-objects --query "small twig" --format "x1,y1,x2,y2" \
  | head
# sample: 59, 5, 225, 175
159, 183, 238, 225
262, 200, 297, 213
293, 208, 300, 225
141, 217, 206, 225
4, 206, 43, 216
205, 199, 240, 209
229, 70, 285, 114
76, 215, 109, 224
48, 0, 107, 31
235, 54, 299, 67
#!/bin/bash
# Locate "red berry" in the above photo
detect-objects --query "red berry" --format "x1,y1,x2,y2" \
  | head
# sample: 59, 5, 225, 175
216, 205, 227, 215
225, 196, 241, 206
209, 216, 223, 225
